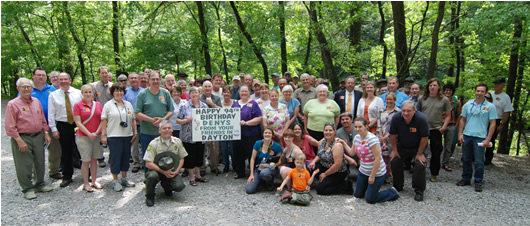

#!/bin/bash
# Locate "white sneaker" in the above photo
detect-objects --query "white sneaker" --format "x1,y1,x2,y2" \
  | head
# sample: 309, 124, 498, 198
120, 178, 135, 187
113, 181, 123, 192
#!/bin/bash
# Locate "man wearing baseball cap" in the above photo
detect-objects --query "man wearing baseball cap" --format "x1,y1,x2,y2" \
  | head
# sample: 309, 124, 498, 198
231, 75, 241, 100
486, 77, 514, 165
271, 73, 280, 91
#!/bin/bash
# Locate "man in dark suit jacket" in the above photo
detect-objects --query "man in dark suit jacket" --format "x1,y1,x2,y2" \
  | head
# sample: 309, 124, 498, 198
334, 76, 363, 122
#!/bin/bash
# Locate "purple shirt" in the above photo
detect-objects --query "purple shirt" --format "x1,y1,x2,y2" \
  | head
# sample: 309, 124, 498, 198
232, 100, 262, 137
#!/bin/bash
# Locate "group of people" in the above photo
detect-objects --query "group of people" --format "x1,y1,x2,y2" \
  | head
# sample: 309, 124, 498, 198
6, 67, 513, 206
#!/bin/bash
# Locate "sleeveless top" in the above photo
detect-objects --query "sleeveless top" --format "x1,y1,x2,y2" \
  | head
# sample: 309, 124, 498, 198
317, 138, 348, 173
297, 134, 315, 163
283, 146, 296, 168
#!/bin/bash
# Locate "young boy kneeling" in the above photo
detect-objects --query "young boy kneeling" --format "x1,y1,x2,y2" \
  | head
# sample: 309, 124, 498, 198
277, 154, 319, 205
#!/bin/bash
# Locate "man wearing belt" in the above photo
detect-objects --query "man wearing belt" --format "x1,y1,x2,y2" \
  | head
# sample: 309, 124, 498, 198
29, 67, 63, 179
486, 78, 514, 165
6, 78, 53, 199
48, 72, 82, 187
457, 83, 497, 192
389, 100, 429, 201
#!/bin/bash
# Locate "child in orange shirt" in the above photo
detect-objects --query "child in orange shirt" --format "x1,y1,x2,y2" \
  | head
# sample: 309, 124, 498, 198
277, 154, 319, 205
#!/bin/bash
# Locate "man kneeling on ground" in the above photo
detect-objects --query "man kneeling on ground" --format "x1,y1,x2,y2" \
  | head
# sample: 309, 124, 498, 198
144, 121, 187, 207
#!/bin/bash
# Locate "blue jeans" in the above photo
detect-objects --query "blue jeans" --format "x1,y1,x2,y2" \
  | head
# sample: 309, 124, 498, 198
108, 136, 132, 175
140, 134, 158, 173
461, 135, 485, 185
220, 141, 234, 168
245, 167, 278, 194
354, 172, 398, 203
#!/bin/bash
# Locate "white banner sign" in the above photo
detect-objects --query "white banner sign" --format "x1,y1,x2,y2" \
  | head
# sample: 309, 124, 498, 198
192, 108, 241, 142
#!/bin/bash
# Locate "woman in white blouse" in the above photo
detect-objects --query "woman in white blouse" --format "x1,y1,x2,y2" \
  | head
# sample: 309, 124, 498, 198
356, 81, 384, 133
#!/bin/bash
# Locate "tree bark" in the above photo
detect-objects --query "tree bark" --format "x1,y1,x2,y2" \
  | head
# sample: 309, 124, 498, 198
391, 1, 410, 82
304, 30, 312, 69
306, 2, 338, 91
447, 2, 457, 78
112, 1, 121, 75
212, 2, 229, 83
498, 17, 523, 155
349, 3, 362, 74
64, 2, 87, 85
237, 37, 242, 72
378, 1, 388, 79
279, 1, 288, 74
427, 1, 445, 79
454, 1, 462, 88
196, 2, 212, 76
230, 1, 269, 83
55, 2, 74, 78
14, 17, 41, 67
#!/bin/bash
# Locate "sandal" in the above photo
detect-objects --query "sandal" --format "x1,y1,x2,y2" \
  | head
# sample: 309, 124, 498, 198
195, 177, 207, 183
442, 165, 453, 172
91, 182, 103, 189
190, 180, 198, 186
83, 184, 94, 193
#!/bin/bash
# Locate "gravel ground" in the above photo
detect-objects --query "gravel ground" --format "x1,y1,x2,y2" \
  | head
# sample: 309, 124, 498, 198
2, 99, 530, 225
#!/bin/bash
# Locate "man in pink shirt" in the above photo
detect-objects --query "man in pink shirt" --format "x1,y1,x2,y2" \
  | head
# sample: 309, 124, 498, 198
6, 78, 53, 200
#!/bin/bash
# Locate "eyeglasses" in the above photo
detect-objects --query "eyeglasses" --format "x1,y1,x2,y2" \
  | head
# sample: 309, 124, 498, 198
119, 80, 127, 82
19, 85, 32, 90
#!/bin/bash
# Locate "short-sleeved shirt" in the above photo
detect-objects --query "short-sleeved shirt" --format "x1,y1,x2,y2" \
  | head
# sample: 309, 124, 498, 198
5, 96, 49, 138
489, 91, 514, 119
317, 138, 347, 173
417, 96, 452, 130
124, 86, 144, 108
262, 103, 289, 134
381, 90, 409, 108
232, 100, 262, 137
253, 140, 282, 166
280, 98, 301, 120
231, 85, 241, 100
293, 87, 317, 110
461, 99, 497, 139
389, 111, 430, 149
92, 81, 113, 105
72, 100, 102, 136
178, 100, 208, 143
170, 99, 187, 131
336, 127, 357, 147
303, 99, 340, 132
354, 133, 386, 177
134, 88, 174, 135
101, 99, 136, 137
256, 98, 271, 112
288, 168, 311, 192
143, 136, 188, 163
30, 84, 56, 122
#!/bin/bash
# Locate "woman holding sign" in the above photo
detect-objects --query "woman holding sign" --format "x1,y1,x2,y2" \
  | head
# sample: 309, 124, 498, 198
177, 87, 208, 186
221, 85, 235, 173
232, 85, 262, 179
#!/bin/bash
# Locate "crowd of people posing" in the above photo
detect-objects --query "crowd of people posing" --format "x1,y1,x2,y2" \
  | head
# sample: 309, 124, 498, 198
6, 67, 512, 207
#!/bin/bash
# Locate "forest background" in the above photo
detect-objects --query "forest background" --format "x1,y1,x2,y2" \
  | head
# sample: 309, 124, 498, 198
1, 1, 529, 155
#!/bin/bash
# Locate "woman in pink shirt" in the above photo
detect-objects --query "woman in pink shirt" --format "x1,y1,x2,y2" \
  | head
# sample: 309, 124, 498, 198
73, 84, 103, 192
291, 122, 319, 167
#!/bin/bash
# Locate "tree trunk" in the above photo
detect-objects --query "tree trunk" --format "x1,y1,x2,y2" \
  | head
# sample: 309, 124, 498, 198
64, 2, 87, 85
112, 1, 121, 75
349, 3, 362, 74
304, 30, 312, 69
306, 2, 338, 91
378, 1, 388, 79
14, 17, 41, 67
212, 2, 229, 83
230, 1, 269, 83
55, 2, 74, 78
391, 1, 410, 82
196, 2, 212, 76
237, 37, 243, 72
427, 1, 445, 79
498, 17, 522, 155
516, 90, 529, 155
447, 2, 457, 78
454, 1, 462, 88
175, 52, 180, 72
279, 1, 288, 74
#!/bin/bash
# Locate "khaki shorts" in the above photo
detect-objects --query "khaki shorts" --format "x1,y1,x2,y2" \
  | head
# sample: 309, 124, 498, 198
75, 135, 103, 162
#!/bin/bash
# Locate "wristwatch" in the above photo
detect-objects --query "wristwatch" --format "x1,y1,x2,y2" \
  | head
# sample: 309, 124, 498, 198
417, 152, 424, 155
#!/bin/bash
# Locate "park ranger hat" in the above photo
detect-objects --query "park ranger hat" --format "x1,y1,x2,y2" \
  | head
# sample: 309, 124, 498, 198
154, 151, 180, 171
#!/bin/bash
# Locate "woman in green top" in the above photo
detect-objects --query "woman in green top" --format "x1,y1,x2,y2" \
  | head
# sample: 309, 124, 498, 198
302, 84, 340, 142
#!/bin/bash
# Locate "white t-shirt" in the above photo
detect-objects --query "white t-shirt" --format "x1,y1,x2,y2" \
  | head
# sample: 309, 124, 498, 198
490, 91, 514, 119
101, 99, 135, 137
353, 132, 386, 177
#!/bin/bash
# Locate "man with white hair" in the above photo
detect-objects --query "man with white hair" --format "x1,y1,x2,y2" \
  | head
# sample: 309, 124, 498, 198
293, 73, 317, 111
200, 81, 223, 174
6, 78, 54, 199
164, 74, 176, 91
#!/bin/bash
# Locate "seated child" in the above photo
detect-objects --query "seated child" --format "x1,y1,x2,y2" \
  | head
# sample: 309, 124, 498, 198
277, 154, 319, 205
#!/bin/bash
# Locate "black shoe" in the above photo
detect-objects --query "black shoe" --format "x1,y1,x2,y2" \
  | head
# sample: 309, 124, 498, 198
223, 166, 230, 173
343, 180, 354, 195
164, 189, 173, 197
146, 198, 155, 207
456, 179, 471, 186
49, 173, 63, 179
60, 179, 72, 187
182, 171, 189, 177
200, 170, 206, 177
474, 184, 483, 192
414, 191, 423, 202
131, 167, 140, 173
